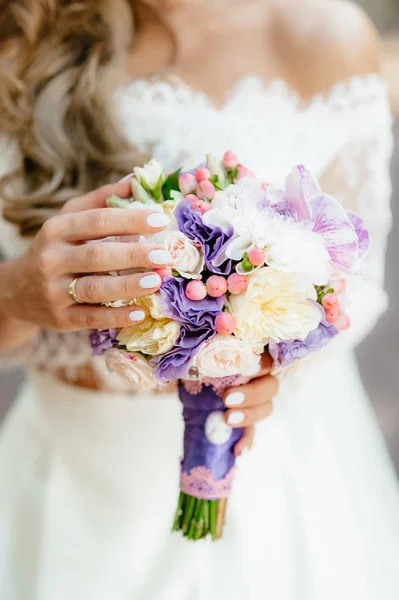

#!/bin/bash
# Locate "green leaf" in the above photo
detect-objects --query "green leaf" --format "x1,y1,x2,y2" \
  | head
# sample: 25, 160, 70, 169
241, 253, 253, 273
152, 187, 163, 203
162, 168, 182, 201
209, 174, 223, 191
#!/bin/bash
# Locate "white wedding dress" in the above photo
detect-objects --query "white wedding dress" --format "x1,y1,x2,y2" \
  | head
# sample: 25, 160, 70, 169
0, 74, 398, 600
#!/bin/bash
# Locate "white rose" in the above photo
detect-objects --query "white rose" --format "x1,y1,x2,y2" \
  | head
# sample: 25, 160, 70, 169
134, 159, 166, 191
194, 335, 261, 378
164, 231, 204, 279
105, 349, 156, 391
230, 268, 321, 346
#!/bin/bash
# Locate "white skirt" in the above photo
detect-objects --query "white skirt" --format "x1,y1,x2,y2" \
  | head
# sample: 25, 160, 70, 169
0, 351, 398, 600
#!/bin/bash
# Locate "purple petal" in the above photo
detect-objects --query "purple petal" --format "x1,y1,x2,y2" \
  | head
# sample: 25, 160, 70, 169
310, 194, 359, 273
269, 306, 339, 369
347, 211, 370, 259
284, 165, 319, 220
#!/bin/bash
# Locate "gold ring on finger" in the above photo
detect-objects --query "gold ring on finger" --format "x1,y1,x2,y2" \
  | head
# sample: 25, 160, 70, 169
68, 277, 85, 304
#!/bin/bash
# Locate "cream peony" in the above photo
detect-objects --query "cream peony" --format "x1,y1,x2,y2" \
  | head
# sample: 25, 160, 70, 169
117, 294, 180, 355
105, 349, 156, 391
194, 335, 261, 378
164, 231, 204, 279
230, 268, 321, 346
131, 294, 165, 320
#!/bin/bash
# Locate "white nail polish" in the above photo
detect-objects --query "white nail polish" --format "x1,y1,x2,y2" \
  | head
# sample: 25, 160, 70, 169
148, 249, 171, 265
146, 213, 170, 228
140, 274, 162, 289
227, 412, 244, 425
129, 310, 145, 322
118, 172, 134, 182
225, 391, 245, 407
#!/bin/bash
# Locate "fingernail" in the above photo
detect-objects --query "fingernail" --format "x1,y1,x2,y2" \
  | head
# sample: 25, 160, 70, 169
227, 412, 244, 425
148, 249, 171, 265
139, 274, 162, 289
240, 446, 250, 456
119, 173, 134, 182
225, 391, 245, 407
146, 213, 170, 228
129, 310, 145, 322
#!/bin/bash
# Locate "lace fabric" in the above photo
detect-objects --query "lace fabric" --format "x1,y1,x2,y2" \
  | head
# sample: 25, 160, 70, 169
0, 73, 393, 382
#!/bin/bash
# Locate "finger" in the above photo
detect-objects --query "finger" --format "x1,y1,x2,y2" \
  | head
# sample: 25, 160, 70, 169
224, 375, 279, 409
66, 242, 171, 274
225, 401, 273, 428
61, 178, 134, 214
65, 304, 149, 331
234, 426, 255, 457
70, 271, 162, 304
49, 208, 170, 242
250, 352, 274, 380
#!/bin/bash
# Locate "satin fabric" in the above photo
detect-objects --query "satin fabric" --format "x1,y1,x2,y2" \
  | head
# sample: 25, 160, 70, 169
0, 349, 398, 600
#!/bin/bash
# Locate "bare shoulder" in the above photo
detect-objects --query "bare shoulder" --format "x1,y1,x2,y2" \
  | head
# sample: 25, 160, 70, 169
269, 0, 381, 98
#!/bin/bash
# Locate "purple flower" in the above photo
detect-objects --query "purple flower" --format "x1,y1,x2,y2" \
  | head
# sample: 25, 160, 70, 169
89, 329, 119, 356
159, 276, 225, 327
269, 311, 339, 368
152, 324, 214, 382
154, 277, 224, 381
347, 211, 370, 259
174, 199, 234, 275
273, 166, 364, 274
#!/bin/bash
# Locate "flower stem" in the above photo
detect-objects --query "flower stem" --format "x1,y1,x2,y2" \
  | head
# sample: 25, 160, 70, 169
209, 499, 218, 541
172, 493, 227, 541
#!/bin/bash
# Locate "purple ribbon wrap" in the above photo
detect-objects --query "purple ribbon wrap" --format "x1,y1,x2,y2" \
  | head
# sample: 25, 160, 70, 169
178, 379, 244, 500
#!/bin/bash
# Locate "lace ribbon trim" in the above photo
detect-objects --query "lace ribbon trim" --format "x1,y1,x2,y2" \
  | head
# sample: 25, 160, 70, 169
180, 465, 236, 500
182, 375, 251, 398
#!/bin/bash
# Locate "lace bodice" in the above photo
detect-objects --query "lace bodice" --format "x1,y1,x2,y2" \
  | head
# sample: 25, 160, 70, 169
0, 74, 393, 380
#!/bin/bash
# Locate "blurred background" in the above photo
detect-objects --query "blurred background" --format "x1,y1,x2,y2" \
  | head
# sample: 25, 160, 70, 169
0, 0, 398, 471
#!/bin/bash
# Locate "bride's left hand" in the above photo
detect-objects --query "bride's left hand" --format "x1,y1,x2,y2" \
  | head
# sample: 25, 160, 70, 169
222, 353, 278, 456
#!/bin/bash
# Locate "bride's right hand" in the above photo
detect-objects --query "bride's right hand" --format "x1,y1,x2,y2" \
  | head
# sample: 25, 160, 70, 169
1, 179, 170, 331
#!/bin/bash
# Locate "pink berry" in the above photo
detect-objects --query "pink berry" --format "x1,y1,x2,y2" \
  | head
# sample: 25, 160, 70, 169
215, 312, 237, 335
325, 306, 340, 324
195, 168, 211, 182
248, 247, 266, 267
227, 273, 249, 295
187, 194, 203, 211
196, 180, 215, 201
222, 151, 239, 169
206, 275, 228, 298
336, 313, 350, 330
186, 280, 207, 301
198, 201, 212, 215
154, 267, 172, 280
179, 173, 197, 195
237, 165, 256, 180
322, 292, 339, 311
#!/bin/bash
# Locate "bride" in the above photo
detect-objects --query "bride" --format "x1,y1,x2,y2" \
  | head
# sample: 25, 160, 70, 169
0, 0, 398, 598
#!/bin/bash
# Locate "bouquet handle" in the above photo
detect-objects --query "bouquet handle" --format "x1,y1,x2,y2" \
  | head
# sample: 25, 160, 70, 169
172, 376, 249, 540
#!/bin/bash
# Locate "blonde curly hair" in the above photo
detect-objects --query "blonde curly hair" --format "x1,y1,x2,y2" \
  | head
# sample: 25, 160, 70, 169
0, 0, 148, 236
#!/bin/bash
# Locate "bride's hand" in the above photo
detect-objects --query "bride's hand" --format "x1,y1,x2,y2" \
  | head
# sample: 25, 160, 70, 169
1, 179, 171, 332
223, 354, 278, 456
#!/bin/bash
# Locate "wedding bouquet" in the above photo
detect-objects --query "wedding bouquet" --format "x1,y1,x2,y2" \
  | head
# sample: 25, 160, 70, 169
90, 151, 369, 540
